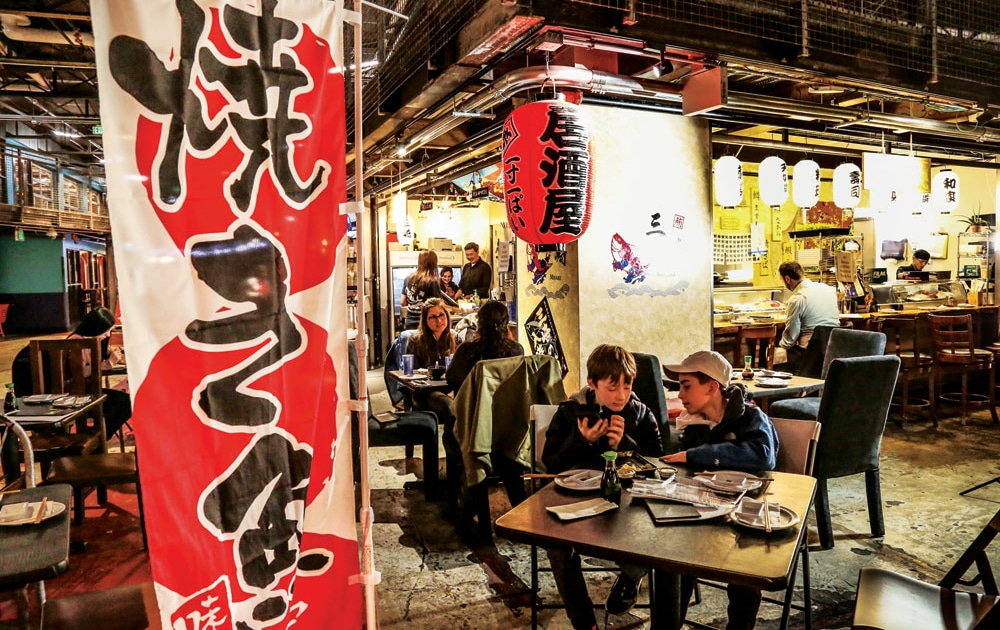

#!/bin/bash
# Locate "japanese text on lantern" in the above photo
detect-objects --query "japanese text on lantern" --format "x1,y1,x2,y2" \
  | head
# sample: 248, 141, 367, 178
108, 0, 332, 626
501, 116, 525, 228
537, 104, 589, 236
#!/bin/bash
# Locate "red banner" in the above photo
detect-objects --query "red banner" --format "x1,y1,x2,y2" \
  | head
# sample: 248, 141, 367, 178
92, 1, 360, 627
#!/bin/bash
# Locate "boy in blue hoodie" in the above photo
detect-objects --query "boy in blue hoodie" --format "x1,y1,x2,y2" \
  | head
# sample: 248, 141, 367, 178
661, 350, 779, 630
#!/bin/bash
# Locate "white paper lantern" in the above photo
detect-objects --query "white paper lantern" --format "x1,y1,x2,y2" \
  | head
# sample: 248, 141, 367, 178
398, 216, 415, 246
758, 156, 788, 207
914, 192, 930, 215
714, 155, 744, 207
833, 163, 862, 209
792, 159, 821, 208
931, 169, 960, 214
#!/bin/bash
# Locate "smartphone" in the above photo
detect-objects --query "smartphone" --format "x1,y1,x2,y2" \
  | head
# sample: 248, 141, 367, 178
576, 404, 611, 427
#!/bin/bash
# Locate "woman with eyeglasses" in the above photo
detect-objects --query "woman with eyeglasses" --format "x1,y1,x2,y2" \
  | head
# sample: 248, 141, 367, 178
406, 298, 456, 370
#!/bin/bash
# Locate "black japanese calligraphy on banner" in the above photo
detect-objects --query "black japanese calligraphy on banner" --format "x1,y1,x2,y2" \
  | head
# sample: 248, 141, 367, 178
501, 99, 593, 248
92, 0, 359, 628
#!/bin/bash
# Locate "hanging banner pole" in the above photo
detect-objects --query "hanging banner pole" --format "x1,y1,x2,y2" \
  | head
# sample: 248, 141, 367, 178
345, 3, 379, 628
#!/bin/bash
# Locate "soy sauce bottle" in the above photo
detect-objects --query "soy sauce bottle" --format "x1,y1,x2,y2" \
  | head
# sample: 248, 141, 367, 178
3, 383, 16, 414
600, 451, 622, 505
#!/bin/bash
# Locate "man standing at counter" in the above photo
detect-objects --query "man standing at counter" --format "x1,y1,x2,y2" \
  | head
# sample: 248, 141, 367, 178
896, 248, 930, 279
458, 241, 492, 300
778, 261, 841, 370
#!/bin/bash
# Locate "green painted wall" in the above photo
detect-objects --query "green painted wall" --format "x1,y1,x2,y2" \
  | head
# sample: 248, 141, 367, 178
0, 232, 65, 292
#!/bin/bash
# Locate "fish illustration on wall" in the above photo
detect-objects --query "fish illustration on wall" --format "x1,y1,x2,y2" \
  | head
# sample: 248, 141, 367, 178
610, 233, 649, 284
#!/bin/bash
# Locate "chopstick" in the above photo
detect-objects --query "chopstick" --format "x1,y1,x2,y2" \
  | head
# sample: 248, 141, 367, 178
694, 471, 770, 482
762, 495, 772, 533
521, 473, 560, 479
33, 498, 47, 524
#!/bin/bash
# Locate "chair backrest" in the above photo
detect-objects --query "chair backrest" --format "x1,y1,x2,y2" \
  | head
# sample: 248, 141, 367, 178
530, 404, 559, 472
736, 325, 777, 369
877, 317, 928, 369
813, 355, 900, 480
29, 337, 103, 396
0, 303, 8, 322
927, 313, 978, 363
795, 324, 838, 378
383, 329, 418, 407
1, 418, 35, 488
770, 417, 821, 476
453, 355, 566, 487
631, 352, 672, 452
820, 327, 887, 378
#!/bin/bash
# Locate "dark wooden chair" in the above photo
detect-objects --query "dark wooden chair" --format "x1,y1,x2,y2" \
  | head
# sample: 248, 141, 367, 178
851, 505, 1000, 629
0, 303, 8, 337
42, 582, 149, 630
27, 338, 106, 478
735, 324, 777, 370
876, 316, 936, 428
927, 313, 999, 426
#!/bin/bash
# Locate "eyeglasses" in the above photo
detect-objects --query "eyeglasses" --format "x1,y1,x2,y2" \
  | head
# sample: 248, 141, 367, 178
427, 313, 448, 321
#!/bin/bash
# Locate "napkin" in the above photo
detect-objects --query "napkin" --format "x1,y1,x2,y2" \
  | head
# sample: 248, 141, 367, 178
546, 498, 618, 521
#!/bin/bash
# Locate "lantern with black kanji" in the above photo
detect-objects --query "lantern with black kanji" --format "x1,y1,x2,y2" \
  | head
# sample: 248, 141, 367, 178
501, 98, 592, 250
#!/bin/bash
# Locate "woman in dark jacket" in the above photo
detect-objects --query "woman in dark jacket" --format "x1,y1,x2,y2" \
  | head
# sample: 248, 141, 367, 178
401, 251, 457, 329
445, 300, 523, 392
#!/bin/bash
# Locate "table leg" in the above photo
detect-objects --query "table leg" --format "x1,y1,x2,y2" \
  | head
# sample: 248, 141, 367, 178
650, 569, 684, 630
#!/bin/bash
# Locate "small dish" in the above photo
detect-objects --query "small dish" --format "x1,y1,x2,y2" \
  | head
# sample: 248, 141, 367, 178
553, 469, 603, 492
730, 500, 799, 531
758, 370, 792, 379
0, 500, 67, 526
754, 378, 789, 388
695, 470, 763, 493
22, 394, 59, 404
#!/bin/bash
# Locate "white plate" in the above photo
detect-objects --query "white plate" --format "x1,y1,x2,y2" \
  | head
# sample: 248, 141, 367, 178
730, 503, 799, 531
695, 470, 763, 493
553, 469, 603, 492
0, 500, 67, 526
754, 378, 789, 388
758, 370, 792, 379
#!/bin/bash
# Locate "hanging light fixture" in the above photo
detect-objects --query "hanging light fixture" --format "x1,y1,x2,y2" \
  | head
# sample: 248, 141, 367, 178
501, 94, 593, 250
758, 156, 788, 208
792, 159, 820, 224
713, 155, 743, 208
832, 163, 862, 209
931, 168, 960, 214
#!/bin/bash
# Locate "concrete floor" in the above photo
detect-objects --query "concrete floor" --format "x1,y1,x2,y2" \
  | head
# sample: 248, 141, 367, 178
3, 334, 999, 629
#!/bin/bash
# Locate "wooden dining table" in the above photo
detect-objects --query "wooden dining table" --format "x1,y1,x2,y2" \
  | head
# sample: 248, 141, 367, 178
495, 469, 816, 630
0, 483, 73, 629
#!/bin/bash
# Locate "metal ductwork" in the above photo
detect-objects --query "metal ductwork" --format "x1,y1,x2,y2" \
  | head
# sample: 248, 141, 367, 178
361, 63, 1000, 197
0, 14, 94, 48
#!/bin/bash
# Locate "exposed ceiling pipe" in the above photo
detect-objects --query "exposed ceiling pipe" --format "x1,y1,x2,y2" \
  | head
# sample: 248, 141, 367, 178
725, 92, 1000, 143
358, 64, 1000, 193
0, 14, 94, 48
360, 65, 683, 184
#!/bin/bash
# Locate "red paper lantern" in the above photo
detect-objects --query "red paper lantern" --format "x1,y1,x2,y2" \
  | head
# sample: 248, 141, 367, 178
501, 99, 592, 249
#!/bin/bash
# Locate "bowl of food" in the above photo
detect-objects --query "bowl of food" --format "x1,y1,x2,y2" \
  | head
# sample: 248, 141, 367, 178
428, 365, 447, 380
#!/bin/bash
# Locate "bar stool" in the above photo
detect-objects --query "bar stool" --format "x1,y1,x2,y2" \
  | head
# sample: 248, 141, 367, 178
735, 324, 777, 370
926, 313, 999, 426
876, 317, 936, 428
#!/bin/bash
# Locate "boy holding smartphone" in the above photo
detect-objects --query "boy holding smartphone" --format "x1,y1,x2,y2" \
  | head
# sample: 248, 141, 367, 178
541, 344, 664, 630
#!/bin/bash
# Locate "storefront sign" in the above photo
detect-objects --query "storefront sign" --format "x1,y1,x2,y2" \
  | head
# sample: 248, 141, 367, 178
470, 186, 490, 199
92, 1, 361, 627
501, 99, 593, 248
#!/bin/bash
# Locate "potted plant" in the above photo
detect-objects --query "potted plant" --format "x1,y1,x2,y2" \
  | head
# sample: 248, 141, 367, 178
957, 205, 990, 233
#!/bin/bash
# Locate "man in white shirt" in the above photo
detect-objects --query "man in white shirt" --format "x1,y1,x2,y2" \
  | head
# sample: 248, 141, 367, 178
778, 261, 841, 370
